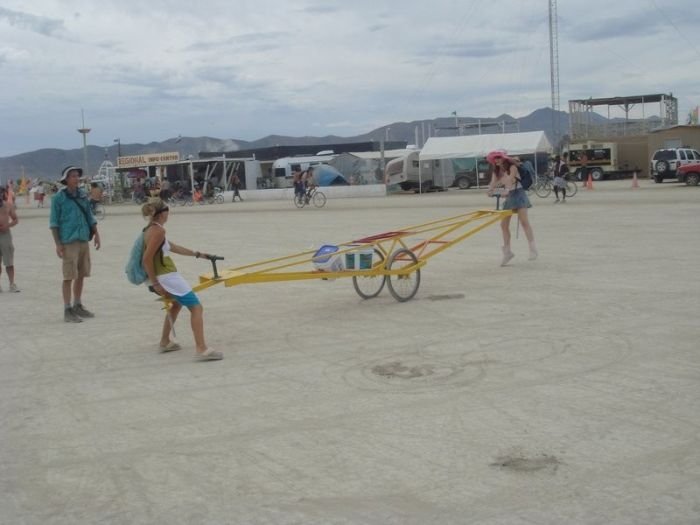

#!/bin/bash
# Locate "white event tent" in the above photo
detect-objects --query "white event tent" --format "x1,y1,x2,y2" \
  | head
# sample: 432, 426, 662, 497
418, 131, 553, 190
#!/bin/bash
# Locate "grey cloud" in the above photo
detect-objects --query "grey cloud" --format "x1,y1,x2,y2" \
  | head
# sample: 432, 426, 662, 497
0, 7, 64, 37
367, 23, 388, 33
296, 5, 341, 15
185, 32, 286, 53
423, 41, 521, 59
566, 11, 664, 42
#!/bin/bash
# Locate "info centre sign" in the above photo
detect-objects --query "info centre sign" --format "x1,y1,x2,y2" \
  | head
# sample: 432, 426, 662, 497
117, 152, 180, 169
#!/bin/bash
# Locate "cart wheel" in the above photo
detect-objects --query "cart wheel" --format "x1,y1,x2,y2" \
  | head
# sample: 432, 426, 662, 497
352, 249, 386, 299
386, 249, 421, 302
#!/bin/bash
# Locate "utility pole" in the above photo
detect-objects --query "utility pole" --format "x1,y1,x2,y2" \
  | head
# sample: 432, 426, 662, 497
77, 109, 91, 176
548, 0, 561, 150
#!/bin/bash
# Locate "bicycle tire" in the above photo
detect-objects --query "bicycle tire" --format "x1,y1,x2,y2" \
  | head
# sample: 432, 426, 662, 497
293, 193, 306, 208
386, 249, 421, 302
215, 194, 224, 204
313, 191, 327, 208
566, 181, 578, 197
534, 181, 552, 198
352, 249, 386, 299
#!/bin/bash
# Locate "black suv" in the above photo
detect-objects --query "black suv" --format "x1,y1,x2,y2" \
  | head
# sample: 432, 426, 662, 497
650, 148, 700, 183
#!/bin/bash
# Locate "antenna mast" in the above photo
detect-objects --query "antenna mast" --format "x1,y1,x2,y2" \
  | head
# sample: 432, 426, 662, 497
548, 0, 561, 150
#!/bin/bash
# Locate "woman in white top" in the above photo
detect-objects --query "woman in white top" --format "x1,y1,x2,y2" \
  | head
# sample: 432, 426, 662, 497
142, 199, 223, 361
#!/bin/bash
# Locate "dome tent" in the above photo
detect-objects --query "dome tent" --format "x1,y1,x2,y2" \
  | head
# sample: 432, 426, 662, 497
311, 164, 349, 186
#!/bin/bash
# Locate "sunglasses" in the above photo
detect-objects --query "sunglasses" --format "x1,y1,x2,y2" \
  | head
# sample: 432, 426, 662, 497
154, 206, 169, 216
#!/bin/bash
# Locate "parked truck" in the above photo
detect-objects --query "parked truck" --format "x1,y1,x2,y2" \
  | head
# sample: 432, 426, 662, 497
566, 140, 642, 181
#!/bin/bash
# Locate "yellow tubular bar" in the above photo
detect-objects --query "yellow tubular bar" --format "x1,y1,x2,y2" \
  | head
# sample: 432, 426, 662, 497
190, 209, 513, 293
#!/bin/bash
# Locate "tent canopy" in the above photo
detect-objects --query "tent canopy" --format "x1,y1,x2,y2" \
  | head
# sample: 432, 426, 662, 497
419, 131, 552, 161
314, 164, 349, 186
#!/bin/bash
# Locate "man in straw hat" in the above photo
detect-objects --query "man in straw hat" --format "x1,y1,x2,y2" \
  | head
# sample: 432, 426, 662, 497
50, 166, 101, 323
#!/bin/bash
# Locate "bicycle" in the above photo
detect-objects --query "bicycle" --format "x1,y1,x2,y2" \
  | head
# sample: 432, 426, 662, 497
166, 189, 192, 206
205, 187, 225, 204
294, 187, 326, 208
565, 180, 578, 198
529, 174, 554, 198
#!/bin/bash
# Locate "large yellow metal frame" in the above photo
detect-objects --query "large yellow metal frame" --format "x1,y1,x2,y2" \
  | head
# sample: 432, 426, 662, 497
188, 209, 513, 301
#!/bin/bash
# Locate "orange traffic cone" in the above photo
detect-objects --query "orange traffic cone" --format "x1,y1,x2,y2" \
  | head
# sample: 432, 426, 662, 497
586, 173, 594, 190
631, 171, 639, 189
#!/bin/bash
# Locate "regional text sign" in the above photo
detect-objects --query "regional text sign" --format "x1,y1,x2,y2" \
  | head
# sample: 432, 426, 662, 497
117, 152, 180, 169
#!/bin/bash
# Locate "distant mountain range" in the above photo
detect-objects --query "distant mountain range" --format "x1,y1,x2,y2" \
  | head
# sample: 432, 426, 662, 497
0, 107, 592, 181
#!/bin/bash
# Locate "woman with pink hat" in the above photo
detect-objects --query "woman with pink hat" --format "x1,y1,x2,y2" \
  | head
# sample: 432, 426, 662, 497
486, 150, 537, 266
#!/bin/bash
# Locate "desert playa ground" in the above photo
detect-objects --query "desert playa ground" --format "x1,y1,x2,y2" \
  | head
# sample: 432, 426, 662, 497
1, 180, 699, 524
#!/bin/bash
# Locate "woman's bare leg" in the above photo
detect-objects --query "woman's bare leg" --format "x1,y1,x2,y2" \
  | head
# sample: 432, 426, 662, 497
518, 208, 537, 259
518, 208, 535, 243
160, 302, 182, 346
501, 215, 512, 250
189, 304, 207, 353
500, 216, 515, 265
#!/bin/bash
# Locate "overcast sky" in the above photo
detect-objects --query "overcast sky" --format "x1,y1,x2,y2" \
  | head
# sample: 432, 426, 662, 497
1, 0, 698, 157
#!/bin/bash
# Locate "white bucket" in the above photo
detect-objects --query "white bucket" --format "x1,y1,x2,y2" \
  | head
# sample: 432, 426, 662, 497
345, 247, 373, 270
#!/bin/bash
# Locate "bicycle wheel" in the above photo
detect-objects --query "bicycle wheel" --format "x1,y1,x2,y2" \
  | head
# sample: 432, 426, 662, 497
313, 191, 326, 208
566, 181, 578, 197
293, 193, 306, 208
386, 249, 421, 302
215, 194, 224, 204
94, 204, 106, 221
352, 249, 386, 299
535, 180, 552, 198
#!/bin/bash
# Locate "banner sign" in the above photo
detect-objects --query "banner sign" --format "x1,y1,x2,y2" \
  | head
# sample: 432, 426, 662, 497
117, 152, 180, 169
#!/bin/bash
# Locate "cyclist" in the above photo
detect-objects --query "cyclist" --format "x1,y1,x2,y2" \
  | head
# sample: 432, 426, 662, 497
552, 153, 569, 203
303, 166, 317, 203
292, 166, 305, 203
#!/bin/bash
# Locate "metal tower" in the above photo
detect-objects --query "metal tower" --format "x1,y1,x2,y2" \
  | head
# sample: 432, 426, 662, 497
77, 109, 91, 176
548, 0, 560, 149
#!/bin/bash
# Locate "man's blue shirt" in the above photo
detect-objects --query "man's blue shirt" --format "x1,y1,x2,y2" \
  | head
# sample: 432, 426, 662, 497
49, 188, 96, 244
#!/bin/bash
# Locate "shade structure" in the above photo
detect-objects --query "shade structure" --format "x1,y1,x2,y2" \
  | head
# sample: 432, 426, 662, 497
419, 131, 552, 161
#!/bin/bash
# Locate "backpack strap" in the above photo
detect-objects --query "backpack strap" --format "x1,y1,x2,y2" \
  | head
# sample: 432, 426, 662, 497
65, 191, 96, 240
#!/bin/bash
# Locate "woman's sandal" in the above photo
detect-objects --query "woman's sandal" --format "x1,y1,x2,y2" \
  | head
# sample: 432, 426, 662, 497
159, 341, 182, 353
195, 348, 224, 361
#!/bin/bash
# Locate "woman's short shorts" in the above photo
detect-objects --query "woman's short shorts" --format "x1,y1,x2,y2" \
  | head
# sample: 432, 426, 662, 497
173, 291, 201, 307
503, 188, 532, 210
